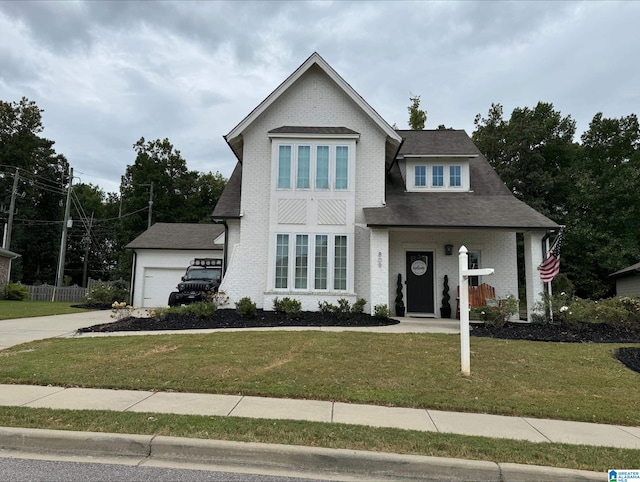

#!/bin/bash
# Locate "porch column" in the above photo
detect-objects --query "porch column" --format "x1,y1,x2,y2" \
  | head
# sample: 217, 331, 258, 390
524, 231, 545, 321
369, 228, 389, 315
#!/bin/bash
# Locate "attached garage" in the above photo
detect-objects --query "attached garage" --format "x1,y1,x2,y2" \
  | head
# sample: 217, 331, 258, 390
126, 223, 225, 308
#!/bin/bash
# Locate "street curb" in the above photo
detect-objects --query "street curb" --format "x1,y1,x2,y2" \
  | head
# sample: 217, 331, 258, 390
0, 427, 604, 481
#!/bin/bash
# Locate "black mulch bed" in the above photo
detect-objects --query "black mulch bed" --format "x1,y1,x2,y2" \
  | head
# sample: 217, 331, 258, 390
77, 309, 399, 333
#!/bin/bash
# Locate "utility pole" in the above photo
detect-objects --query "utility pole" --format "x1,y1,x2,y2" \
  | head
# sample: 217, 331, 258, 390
55, 167, 73, 295
82, 211, 94, 287
147, 181, 154, 228
3, 168, 19, 250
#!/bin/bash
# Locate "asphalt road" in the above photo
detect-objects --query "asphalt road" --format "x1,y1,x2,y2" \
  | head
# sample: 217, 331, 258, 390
0, 454, 331, 482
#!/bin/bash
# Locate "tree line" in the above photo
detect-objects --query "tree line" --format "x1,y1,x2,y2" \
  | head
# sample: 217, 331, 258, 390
2, 96, 638, 299
472, 102, 640, 298
1, 98, 227, 287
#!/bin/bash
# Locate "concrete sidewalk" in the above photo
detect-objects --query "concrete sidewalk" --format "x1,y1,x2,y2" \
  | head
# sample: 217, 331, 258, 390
1, 383, 639, 451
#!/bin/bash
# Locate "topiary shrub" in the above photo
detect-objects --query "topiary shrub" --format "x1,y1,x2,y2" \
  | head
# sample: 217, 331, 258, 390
4, 282, 30, 301
395, 274, 405, 316
235, 296, 257, 319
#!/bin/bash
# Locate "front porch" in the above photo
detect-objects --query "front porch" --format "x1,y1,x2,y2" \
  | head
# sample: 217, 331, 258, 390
369, 228, 547, 321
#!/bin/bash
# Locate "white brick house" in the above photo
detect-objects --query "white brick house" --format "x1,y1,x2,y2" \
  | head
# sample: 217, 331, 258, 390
213, 53, 560, 319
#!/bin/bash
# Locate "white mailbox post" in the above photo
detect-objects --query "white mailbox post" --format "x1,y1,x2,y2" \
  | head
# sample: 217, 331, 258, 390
459, 245, 494, 376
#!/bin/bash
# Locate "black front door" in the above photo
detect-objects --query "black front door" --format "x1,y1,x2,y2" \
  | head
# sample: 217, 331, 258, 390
406, 251, 434, 314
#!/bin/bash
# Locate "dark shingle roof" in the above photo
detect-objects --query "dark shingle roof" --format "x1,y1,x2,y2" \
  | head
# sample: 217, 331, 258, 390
364, 130, 560, 230
610, 261, 640, 278
396, 129, 481, 157
212, 162, 242, 218
125, 223, 224, 250
268, 126, 360, 135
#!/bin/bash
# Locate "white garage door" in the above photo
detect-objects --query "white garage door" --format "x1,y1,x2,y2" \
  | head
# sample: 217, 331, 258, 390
142, 268, 184, 308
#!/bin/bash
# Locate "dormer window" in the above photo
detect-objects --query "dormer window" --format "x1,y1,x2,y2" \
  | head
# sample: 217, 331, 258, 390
406, 158, 471, 192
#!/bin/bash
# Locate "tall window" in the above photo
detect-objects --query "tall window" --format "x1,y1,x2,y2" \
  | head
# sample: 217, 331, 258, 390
334, 235, 347, 290
450, 165, 461, 187
297, 146, 310, 189
275, 234, 289, 288
295, 235, 308, 289
275, 234, 348, 291
316, 146, 329, 189
277, 146, 291, 189
415, 165, 426, 187
314, 235, 328, 289
335, 146, 349, 189
432, 165, 444, 187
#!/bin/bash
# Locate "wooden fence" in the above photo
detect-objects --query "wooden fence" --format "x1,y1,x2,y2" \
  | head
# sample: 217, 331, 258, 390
25, 279, 115, 303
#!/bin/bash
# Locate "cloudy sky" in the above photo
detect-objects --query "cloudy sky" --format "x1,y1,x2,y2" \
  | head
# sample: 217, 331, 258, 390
1, 0, 638, 194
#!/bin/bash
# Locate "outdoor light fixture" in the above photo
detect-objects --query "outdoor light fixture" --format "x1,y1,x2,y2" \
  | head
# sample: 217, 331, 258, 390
444, 244, 454, 256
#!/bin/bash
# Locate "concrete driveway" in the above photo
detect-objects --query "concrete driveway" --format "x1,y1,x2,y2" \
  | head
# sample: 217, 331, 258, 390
0, 310, 113, 350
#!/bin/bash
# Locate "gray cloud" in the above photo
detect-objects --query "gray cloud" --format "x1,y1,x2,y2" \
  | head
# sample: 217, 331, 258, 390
1, 0, 638, 193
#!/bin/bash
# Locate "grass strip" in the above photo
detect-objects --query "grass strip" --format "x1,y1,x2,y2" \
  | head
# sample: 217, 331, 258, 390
1, 331, 638, 426
0, 406, 634, 473
0, 301, 89, 320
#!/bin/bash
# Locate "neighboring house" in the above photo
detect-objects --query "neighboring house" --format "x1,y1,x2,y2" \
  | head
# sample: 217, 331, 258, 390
126, 222, 224, 308
610, 262, 640, 296
213, 52, 560, 319
0, 247, 20, 294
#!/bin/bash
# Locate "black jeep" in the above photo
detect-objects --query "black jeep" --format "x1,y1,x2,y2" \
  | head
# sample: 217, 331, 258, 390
168, 258, 222, 306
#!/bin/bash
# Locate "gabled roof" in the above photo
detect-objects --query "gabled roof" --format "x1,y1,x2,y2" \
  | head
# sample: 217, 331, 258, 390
212, 162, 242, 219
364, 130, 560, 230
610, 261, 640, 278
125, 223, 224, 250
224, 52, 402, 162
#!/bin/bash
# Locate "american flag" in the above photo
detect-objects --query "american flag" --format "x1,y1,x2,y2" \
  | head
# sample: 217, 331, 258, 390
539, 231, 563, 283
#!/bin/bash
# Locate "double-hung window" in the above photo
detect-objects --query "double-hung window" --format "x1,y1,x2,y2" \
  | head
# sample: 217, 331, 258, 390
275, 143, 349, 191
295, 235, 308, 289
275, 234, 289, 289
275, 234, 349, 291
432, 165, 444, 187
450, 165, 461, 187
415, 165, 426, 187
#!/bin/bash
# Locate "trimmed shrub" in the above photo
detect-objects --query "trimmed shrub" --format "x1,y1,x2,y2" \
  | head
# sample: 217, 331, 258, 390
351, 298, 367, 314
4, 282, 30, 301
374, 304, 391, 319
273, 297, 301, 318
235, 296, 257, 319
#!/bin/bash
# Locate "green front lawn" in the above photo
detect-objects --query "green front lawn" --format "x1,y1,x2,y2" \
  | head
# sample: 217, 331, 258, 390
0, 406, 637, 473
0, 301, 90, 320
1, 331, 638, 426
